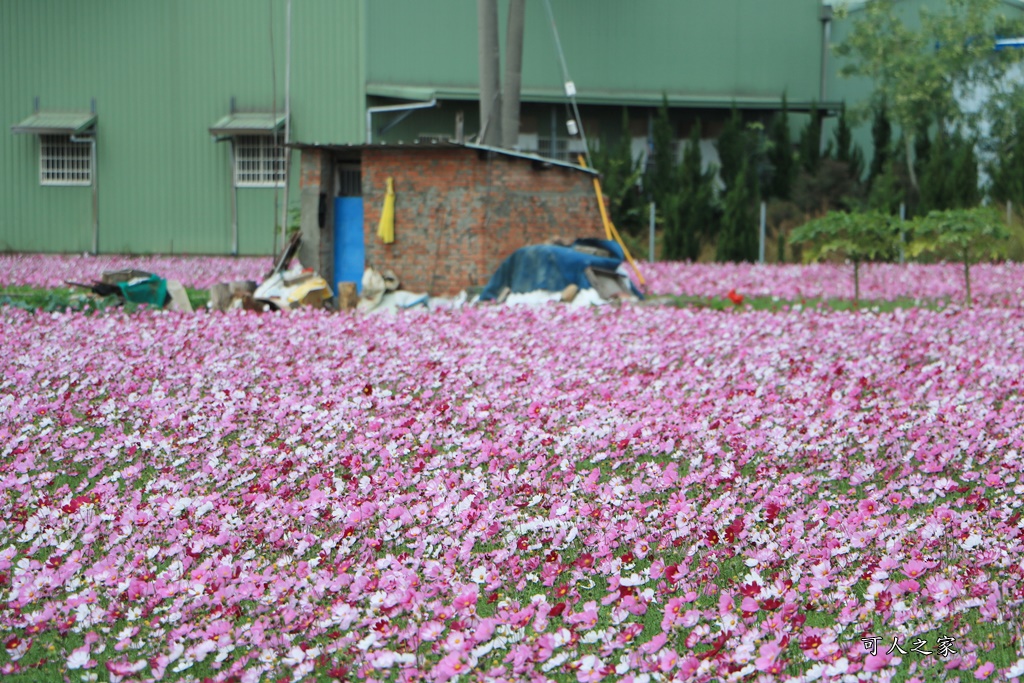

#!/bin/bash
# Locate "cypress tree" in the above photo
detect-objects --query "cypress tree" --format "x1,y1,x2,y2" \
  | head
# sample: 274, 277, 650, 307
913, 118, 931, 183
951, 135, 980, 208
590, 108, 645, 236
716, 106, 745, 193
768, 94, 795, 200
950, 135, 974, 206
674, 120, 715, 261
868, 100, 891, 191
867, 158, 903, 214
990, 108, 1024, 207
662, 192, 683, 261
716, 159, 757, 263
799, 102, 822, 175
920, 132, 978, 212
646, 95, 677, 207
832, 103, 864, 182
919, 132, 948, 214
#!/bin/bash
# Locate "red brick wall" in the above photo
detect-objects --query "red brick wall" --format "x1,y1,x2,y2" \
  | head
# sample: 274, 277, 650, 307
360, 147, 604, 296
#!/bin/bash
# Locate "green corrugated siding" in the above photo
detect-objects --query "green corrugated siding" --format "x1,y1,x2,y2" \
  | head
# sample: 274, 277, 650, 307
0, 0, 363, 255
367, 0, 823, 105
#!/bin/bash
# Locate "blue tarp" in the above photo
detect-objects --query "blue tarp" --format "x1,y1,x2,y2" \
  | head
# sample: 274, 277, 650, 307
479, 238, 642, 301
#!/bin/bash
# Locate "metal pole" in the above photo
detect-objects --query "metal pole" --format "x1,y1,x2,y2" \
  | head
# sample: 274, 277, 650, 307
477, 0, 502, 146
279, 0, 293, 254
501, 0, 525, 150
550, 106, 557, 158
229, 141, 239, 256
758, 201, 766, 264
649, 202, 656, 262
899, 201, 906, 264
91, 138, 98, 254
819, 6, 832, 102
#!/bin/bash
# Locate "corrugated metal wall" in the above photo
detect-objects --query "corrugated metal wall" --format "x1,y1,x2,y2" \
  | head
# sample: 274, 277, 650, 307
0, 0, 364, 255
367, 0, 823, 105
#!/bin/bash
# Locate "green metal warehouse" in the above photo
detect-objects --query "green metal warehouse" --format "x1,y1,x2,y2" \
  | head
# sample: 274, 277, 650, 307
1, 0, 965, 257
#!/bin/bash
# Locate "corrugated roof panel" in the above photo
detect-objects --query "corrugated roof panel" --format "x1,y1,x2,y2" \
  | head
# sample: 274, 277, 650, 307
209, 112, 287, 136
11, 111, 96, 135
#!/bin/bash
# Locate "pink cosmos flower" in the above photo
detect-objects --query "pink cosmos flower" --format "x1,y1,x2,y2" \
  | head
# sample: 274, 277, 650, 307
903, 559, 933, 579
452, 585, 477, 612
443, 630, 467, 652
863, 652, 894, 672
433, 652, 469, 682
755, 638, 784, 673
419, 621, 444, 641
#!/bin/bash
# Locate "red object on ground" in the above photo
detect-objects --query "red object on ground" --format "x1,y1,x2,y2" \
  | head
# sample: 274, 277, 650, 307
727, 289, 744, 305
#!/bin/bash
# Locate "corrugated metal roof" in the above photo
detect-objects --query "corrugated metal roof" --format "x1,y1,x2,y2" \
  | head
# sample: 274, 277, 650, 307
286, 139, 599, 175
366, 83, 843, 111
208, 112, 287, 137
11, 110, 96, 135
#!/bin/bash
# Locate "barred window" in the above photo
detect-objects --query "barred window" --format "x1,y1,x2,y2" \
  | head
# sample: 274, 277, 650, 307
233, 134, 286, 187
40, 135, 92, 186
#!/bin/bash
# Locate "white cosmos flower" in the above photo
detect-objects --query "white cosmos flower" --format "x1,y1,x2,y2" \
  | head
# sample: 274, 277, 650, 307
960, 534, 982, 550
66, 648, 90, 670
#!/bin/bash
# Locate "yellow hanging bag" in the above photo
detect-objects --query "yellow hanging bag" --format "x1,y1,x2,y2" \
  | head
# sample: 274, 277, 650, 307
377, 177, 396, 244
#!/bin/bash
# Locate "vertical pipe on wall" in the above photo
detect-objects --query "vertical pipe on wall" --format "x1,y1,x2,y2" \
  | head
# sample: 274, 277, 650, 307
229, 141, 239, 256
819, 5, 833, 102
477, 0, 502, 146
758, 201, 766, 264
649, 202, 656, 263
550, 106, 557, 158
280, 0, 293, 254
91, 138, 98, 255
501, 0, 526, 150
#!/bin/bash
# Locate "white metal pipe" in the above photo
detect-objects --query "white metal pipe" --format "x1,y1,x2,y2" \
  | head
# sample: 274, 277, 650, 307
758, 201, 766, 264
366, 99, 438, 143
279, 0, 293, 255
815, 12, 831, 100
229, 140, 239, 255
649, 202, 655, 263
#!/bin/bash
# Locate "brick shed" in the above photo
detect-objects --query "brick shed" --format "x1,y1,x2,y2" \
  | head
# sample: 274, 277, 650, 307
294, 142, 605, 296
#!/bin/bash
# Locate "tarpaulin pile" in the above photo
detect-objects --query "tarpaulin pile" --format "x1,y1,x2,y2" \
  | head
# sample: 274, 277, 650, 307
479, 239, 643, 302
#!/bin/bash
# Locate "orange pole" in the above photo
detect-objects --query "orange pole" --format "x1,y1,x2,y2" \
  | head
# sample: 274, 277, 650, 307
579, 155, 646, 288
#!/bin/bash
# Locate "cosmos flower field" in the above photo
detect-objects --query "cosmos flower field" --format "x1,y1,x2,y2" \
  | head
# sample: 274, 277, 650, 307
1, 261, 1024, 682
640, 262, 1024, 307
3, 254, 1024, 306
0, 255, 267, 290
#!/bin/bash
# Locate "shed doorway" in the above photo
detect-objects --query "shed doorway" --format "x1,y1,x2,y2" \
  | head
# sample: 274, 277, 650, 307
333, 163, 364, 294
